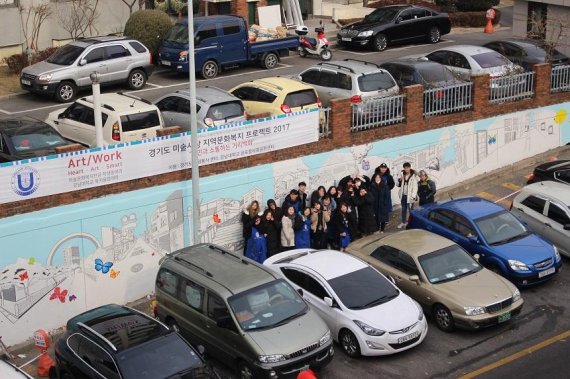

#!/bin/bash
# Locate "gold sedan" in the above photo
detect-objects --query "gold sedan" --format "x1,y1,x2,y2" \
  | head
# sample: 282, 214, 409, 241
346, 229, 524, 332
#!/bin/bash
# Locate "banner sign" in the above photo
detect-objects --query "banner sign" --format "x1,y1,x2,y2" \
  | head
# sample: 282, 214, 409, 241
0, 109, 320, 204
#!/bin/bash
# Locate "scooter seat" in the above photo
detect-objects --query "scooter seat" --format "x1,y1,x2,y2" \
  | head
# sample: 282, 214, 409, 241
306, 37, 317, 48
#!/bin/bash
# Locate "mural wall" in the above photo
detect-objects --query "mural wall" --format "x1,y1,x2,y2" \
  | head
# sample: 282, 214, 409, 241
1, 103, 568, 346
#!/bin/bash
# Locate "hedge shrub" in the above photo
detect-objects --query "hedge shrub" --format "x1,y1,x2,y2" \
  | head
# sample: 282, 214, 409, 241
368, 0, 440, 10
124, 9, 173, 59
2, 47, 59, 74
455, 0, 500, 12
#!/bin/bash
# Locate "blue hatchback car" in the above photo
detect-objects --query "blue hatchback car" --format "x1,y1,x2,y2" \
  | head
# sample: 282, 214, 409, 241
407, 197, 562, 286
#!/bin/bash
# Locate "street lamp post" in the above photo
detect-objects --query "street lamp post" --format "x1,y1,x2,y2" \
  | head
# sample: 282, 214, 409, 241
90, 72, 104, 148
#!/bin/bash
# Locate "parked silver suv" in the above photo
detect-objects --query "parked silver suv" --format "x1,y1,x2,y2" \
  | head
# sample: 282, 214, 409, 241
21, 36, 154, 103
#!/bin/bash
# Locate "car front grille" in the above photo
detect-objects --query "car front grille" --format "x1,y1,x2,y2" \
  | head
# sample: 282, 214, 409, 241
486, 297, 514, 313
339, 29, 359, 38
389, 322, 418, 335
533, 258, 552, 269
388, 334, 422, 349
21, 73, 37, 80
286, 342, 319, 359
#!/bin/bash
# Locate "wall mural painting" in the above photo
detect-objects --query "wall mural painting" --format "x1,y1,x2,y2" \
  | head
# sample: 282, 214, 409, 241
0, 103, 568, 345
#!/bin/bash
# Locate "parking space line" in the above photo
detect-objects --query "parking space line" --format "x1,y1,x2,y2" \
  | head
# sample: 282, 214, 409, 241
493, 190, 521, 204
145, 82, 162, 88
0, 108, 11, 114
8, 103, 64, 114
477, 191, 497, 201
502, 182, 522, 191
459, 329, 570, 379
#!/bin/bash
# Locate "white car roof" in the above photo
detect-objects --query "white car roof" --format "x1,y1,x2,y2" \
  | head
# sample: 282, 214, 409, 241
519, 182, 570, 205
434, 44, 498, 56
80, 93, 158, 114
267, 249, 368, 280
0, 360, 33, 379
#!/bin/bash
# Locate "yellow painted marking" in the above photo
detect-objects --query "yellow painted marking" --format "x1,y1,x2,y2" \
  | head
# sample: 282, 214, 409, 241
476, 192, 497, 201
459, 329, 570, 379
502, 182, 522, 191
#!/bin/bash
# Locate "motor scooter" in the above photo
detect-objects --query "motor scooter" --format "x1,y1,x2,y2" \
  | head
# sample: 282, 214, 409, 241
295, 23, 332, 61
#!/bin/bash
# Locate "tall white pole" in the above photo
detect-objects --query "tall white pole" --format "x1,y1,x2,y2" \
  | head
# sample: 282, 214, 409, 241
188, 5, 201, 245
90, 72, 104, 147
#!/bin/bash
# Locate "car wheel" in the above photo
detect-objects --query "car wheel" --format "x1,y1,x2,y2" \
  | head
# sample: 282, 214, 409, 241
238, 361, 254, 379
167, 318, 180, 333
127, 69, 147, 90
320, 48, 332, 61
428, 27, 441, 44
299, 48, 307, 57
372, 33, 387, 52
55, 81, 77, 103
201, 60, 219, 79
262, 52, 278, 69
433, 304, 455, 332
339, 329, 361, 358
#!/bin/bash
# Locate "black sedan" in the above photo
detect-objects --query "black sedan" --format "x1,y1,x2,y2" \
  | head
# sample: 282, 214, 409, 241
0, 116, 75, 162
337, 5, 451, 52
527, 160, 570, 185
483, 39, 570, 71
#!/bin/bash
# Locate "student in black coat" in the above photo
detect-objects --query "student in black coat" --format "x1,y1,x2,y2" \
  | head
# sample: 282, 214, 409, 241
353, 187, 377, 236
369, 173, 391, 232
261, 209, 281, 257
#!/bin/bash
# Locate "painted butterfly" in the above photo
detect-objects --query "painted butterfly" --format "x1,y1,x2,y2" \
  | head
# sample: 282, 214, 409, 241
95, 259, 113, 274
28, 257, 36, 265
50, 287, 68, 303
19, 272, 28, 281
69, 294, 77, 302
110, 269, 120, 279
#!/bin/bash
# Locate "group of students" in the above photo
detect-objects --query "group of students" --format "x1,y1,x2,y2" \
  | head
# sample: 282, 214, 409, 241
241, 162, 437, 263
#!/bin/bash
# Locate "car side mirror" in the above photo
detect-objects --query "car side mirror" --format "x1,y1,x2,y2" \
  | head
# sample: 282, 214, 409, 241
564, 224, 570, 231
297, 288, 304, 297
388, 276, 396, 285
79, 59, 87, 66
324, 296, 334, 307
396, 17, 403, 24
473, 254, 481, 262
58, 112, 64, 119
409, 275, 420, 285
197, 345, 206, 356
469, 236, 480, 244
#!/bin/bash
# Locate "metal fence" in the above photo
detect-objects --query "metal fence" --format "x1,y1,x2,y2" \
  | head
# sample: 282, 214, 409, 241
423, 82, 473, 117
351, 94, 406, 132
551, 65, 570, 93
320, 107, 331, 138
489, 72, 535, 103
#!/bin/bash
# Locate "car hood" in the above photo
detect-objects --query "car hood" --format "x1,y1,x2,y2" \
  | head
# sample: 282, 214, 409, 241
22, 60, 71, 76
248, 309, 328, 355
351, 292, 421, 332
342, 18, 387, 31
490, 233, 554, 264
433, 269, 515, 306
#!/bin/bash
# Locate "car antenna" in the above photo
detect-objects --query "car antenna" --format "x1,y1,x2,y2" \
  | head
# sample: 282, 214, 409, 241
130, 99, 136, 107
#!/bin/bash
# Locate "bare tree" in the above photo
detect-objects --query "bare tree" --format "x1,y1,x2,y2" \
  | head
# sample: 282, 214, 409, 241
121, 0, 139, 14
57, 0, 100, 40
19, 2, 52, 52
526, 13, 570, 62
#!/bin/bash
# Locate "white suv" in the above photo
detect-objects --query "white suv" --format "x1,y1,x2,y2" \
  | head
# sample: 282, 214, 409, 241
46, 93, 164, 147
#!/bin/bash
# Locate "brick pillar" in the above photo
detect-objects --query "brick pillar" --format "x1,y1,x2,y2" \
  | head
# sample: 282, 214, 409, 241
403, 84, 424, 133
533, 63, 551, 107
55, 144, 85, 154
329, 98, 352, 146
471, 74, 490, 119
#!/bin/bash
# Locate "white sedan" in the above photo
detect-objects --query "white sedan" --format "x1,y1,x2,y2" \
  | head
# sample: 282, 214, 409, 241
264, 249, 428, 357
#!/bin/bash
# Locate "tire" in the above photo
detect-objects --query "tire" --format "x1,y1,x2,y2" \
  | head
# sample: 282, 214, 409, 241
320, 48, 332, 61
166, 318, 180, 333
299, 48, 307, 57
433, 304, 455, 332
201, 60, 219, 79
127, 69, 147, 90
339, 329, 361, 358
238, 361, 254, 379
371, 33, 388, 52
428, 26, 441, 44
55, 81, 77, 103
262, 52, 279, 69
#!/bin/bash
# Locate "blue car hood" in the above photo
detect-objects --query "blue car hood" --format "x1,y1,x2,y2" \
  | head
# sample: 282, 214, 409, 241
491, 233, 554, 264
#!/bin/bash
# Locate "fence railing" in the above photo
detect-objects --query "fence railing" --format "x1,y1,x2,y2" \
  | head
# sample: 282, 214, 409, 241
489, 71, 534, 103
551, 65, 570, 93
320, 107, 331, 138
423, 82, 473, 117
351, 94, 405, 132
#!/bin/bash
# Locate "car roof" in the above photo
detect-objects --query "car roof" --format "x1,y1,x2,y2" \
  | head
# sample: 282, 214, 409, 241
0, 116, 48, 132
316, 59, 383, 75
276, 249, 368, 280
67, 304, 169, 352
0, 360, 33, 379
359, 230, 455, 258
79, 93, 157, 113
70, 36, 128, 47
435, 45, 497, 56
247, 77, 314, 92
535, 159, 570, 172
383, 59, 447, 70
520, 182, 570, 204
174, 87, 240, 104
178, 15, 242, 26
436, 197, 505, 220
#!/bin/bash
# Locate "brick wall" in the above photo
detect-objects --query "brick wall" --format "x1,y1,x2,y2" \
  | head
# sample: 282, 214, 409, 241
1, 63, 569, 218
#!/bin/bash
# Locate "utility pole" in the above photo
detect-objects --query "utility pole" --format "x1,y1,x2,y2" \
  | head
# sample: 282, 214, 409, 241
90, 72, 104, 147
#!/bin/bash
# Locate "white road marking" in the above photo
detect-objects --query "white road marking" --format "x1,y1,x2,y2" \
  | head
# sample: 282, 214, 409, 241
145, 82, 162, 88
494, 189, 522, 204
0, 108, 10, 114
1, 103, 65, 115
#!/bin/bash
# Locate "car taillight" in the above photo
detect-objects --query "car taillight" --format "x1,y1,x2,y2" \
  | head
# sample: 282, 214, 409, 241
436, 89, 445, 98
350, 95, 362, 103
528, 172, 535, 182
151, 300, 158, 318
112, 122, 120, 141
149, 52, 153, 64
281, 104, 291, 113
316, 97, 322, 107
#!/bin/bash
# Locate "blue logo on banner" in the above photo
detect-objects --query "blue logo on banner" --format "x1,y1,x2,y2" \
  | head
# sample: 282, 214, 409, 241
11, 167, 40, 196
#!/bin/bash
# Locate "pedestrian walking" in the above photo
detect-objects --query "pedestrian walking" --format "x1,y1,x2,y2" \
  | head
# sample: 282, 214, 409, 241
375, 162, 396, 213
369, 173, 391, 233
354, 186, 377, 235
397, 162, 418, 229
417, 170, 437, 206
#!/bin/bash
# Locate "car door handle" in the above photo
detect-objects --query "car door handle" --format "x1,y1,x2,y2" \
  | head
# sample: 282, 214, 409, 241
544, 222, 552, 228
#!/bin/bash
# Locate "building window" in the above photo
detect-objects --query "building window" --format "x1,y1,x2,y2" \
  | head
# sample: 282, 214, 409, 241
0, 0, 18, 7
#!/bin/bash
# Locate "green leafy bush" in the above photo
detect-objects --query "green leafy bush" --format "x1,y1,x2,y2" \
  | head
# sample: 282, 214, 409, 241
124, 9, 173, 60
455, 0, 500, 12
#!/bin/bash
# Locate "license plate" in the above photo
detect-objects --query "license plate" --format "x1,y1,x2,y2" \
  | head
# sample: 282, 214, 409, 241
161, 60, 171, 66
397, 330, 419, 344
342, 37, 352, 41
538, 267, 555, 278
21, 79, 31, 86
498, 312, 511, 323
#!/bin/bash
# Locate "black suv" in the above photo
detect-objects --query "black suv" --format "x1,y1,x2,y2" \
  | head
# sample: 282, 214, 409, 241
527, 160, 570, 185
54, 304, 219, 379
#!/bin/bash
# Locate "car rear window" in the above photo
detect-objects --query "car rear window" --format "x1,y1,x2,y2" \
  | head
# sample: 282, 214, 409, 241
129, 41, 147, 53
284, 90, 318, 107
206, 101, 244, 121
471, 52, 511, 68
358, 72, 396, 92
120, 111, 161, 132
46, 45, 84, 66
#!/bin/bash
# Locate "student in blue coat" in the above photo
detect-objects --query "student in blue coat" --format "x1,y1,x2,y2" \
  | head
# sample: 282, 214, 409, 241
294, 207, 312, 249
245, 216, 268, 263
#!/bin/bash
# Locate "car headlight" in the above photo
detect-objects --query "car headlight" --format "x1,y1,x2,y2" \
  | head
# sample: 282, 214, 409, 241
508, 259, 529, 271
464, 306, 486, 316
258, 354, 286, 363
38, 73, 53, 83
354, 320, 385, 336
512, 289, 521, 303
319, 330, 331, 346
554, 246, 561, 262
415, 301, 424, 321
358, 30, 373, 37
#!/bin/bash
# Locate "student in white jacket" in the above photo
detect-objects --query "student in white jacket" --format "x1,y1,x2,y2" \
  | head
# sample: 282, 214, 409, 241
397, 162, 418, 228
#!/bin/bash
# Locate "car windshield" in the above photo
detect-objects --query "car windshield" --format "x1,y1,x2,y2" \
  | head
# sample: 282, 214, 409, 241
284, 90, 318, 107
365, 7, 400, 23
471, 52, 511, 68
358, 72, 396, 92
206, 101, 245, 121
46, 45, 83, 65
328, 267, 399, 310
419, 245, 482, 284
228, 279, 307, 331
4, 120, 68, 152
475, 211, 529, 245
418, 65, 457, 83
117, 333, 203, 379
164, 23, 190, 44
